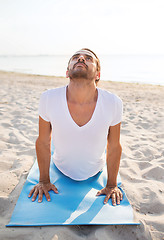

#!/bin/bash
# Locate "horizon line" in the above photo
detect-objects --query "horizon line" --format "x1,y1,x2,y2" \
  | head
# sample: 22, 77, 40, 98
0, 53, 164, 57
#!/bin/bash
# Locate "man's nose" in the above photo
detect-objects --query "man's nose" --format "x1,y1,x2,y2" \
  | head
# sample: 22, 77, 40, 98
78, 55, 85, 62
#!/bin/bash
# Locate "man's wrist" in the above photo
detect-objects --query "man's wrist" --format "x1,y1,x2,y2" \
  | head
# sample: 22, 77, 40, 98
39, 178, 50, 184
106, 180, 117, 188
106, 184, 117, 188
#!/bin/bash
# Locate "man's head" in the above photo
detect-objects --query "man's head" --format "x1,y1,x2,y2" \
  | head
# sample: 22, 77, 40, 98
66, 48, 100, 85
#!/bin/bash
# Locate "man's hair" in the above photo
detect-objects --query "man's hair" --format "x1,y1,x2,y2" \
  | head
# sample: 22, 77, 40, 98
67, 48, 101, 84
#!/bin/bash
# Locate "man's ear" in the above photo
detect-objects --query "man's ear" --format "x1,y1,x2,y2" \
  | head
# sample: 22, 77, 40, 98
66, 70, 69, 78
97, 72, 100, 79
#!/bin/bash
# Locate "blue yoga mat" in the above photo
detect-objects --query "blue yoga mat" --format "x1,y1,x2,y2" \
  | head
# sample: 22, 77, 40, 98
7, 145, 139, 226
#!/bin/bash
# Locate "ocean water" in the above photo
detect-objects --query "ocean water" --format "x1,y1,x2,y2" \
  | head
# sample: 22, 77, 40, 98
0, 55, 164, 86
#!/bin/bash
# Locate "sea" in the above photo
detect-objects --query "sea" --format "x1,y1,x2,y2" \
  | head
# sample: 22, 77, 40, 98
0, 55, 164, 86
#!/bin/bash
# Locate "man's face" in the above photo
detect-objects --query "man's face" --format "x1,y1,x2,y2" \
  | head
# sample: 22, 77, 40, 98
66, 50, 99, 81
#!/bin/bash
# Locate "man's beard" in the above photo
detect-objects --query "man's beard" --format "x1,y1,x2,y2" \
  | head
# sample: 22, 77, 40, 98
68, 63, 96, 81
68, 68, 88, 80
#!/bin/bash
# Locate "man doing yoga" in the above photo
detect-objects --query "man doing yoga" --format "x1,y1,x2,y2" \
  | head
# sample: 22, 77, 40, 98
28, 48, 123, 206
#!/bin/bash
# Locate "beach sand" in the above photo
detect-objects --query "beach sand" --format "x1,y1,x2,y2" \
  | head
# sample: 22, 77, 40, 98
0, 70, 164, 240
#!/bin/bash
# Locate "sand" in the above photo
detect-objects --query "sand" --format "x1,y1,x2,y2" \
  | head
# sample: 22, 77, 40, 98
0, 70, 164, 240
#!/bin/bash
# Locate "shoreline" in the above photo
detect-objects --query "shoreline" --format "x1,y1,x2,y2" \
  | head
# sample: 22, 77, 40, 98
0, 70, 164, 240
1, 70, 164, 87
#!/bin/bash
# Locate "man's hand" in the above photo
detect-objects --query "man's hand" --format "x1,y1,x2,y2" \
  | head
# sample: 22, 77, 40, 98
96, 186, 123, 206
28, 181, 58, 203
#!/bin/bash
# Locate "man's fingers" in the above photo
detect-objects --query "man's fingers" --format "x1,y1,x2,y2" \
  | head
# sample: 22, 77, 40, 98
44, 190, 51, 201
96, 187, 123, 206
96, 188, 105, 196
28, 187, 35, 198
104, 194, 111, 204
32, 189, 39, 201
51, 185, 59, 194
38, 189, 43, 203
116, 192, 120, 205
112, 193, 116, 206
119, 191, 123, 200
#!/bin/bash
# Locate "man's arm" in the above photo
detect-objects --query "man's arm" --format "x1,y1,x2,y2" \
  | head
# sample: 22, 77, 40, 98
28, 116, 58, 202
96, 123, 123, 205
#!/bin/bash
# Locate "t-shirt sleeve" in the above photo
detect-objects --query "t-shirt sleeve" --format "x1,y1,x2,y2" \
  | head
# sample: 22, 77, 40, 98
110, 95, 123, 126
38, 91, 50, 122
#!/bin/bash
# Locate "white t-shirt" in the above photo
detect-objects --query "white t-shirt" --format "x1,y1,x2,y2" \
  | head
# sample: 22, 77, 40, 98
39, 86, 123, 181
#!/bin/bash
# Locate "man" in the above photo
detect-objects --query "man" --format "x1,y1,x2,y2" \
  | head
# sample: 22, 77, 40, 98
28, 48, 123, 206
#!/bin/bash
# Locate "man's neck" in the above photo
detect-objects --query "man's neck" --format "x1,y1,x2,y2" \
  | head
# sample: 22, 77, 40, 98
67, 80, 97, 105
